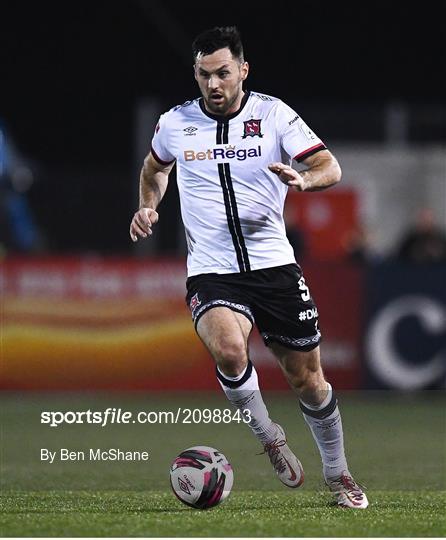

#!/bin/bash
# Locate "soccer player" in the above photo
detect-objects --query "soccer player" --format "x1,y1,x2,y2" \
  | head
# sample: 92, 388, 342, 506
130, 26, 368, 509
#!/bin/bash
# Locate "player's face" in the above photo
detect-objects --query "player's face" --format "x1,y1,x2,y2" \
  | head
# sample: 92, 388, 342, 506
194, 48, 249, 116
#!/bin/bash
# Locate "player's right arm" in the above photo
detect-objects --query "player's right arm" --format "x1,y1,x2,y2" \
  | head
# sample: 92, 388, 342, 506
129, 152, 175, 242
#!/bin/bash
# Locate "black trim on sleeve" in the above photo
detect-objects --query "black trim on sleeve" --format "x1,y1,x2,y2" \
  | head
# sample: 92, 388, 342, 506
151, 146, 175, 166
294, 143, 327, 163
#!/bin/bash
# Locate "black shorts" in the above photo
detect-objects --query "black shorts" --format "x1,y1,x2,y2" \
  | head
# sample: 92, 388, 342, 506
185, 263, 321, 352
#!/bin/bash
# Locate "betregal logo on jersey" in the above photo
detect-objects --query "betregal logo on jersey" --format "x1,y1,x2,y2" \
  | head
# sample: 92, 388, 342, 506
184, 145, 262, 162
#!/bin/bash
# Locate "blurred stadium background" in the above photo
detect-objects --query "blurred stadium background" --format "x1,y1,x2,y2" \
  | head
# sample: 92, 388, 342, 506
1, 1, 444, 393
0, 2, 445, 534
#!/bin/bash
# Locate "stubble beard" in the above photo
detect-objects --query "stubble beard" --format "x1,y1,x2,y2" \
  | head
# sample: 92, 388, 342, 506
205, 88, 242, 116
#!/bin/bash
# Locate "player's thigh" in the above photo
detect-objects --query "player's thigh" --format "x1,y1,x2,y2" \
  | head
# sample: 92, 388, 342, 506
252, 264, 322, 353
196, 307, 252, 367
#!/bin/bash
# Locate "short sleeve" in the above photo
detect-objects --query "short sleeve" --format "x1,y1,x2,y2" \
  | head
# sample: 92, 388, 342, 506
275, 101, 326, 162
151, 113, 176, 165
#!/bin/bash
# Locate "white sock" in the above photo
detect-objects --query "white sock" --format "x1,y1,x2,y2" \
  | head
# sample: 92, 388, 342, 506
216, 360, 278, 444
300, 383, 349, 481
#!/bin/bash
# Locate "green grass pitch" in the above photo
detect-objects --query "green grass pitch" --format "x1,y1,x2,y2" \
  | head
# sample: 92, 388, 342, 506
1, 391, 445, 537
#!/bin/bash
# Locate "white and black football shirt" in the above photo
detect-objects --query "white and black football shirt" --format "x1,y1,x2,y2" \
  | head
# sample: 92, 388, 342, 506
151, 91, 326, 277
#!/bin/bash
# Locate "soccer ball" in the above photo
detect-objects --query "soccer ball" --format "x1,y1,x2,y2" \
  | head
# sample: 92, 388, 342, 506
170, 446, 233, 509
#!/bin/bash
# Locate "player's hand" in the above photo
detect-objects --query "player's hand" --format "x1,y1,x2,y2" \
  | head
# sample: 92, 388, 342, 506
129, 207, 159, 242
268, 162, 306, 191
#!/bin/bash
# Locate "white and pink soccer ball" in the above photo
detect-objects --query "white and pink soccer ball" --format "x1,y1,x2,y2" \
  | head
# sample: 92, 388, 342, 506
170, 446, 233, 509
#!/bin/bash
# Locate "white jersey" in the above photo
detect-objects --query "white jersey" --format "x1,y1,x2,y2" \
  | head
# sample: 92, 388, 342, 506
151, 91, 326, 277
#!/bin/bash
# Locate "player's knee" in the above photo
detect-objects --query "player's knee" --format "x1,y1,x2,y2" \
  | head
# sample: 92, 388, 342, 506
301, 374, 325, 395
213, 339, 248, 376
286, 369, 310, 392
299, 377, 329, 407
290, 367, 327, 404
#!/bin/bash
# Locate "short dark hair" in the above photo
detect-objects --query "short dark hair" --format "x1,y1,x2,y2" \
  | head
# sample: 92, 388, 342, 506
192, 26, 244, 62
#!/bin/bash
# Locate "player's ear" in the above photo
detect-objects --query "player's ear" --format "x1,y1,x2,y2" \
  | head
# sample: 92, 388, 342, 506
193, 64, 198, 81
241, 61, 249, 81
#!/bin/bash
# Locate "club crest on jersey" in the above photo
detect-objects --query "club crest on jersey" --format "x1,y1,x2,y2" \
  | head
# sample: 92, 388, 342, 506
242, 119, 263, 139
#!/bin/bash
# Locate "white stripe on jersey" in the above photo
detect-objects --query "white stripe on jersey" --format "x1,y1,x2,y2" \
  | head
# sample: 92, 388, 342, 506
151, 91, 326, 276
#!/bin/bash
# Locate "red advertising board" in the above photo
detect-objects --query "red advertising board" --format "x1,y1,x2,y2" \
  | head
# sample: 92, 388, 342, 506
1, 257, 363, 390
285, 188, 358, 260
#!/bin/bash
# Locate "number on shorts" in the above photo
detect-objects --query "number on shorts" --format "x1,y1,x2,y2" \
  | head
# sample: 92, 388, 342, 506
298, 277, 310, 301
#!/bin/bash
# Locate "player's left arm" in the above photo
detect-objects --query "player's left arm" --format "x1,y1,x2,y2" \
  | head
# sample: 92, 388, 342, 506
268, 149, 341, 192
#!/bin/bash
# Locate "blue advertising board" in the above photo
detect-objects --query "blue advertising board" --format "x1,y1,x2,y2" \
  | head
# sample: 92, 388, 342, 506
365, 263, 446, 389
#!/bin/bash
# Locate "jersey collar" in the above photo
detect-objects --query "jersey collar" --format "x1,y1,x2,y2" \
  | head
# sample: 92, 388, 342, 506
199, 90, 251, 122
